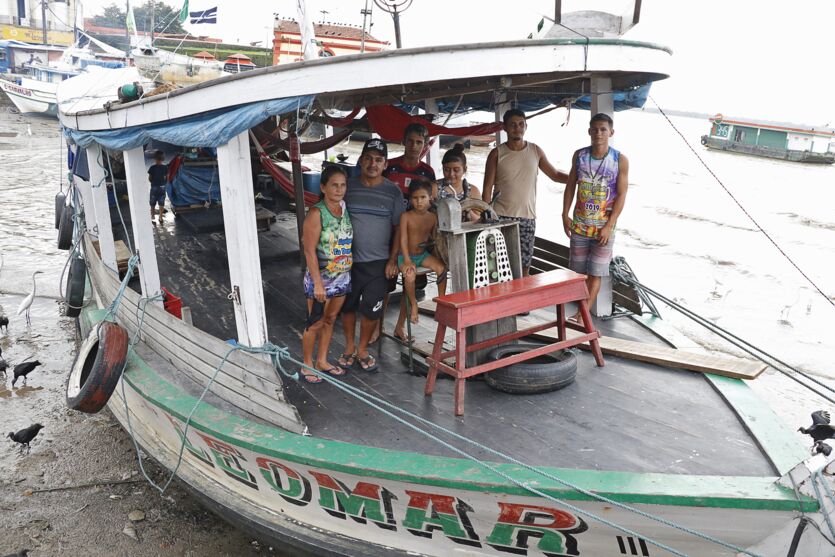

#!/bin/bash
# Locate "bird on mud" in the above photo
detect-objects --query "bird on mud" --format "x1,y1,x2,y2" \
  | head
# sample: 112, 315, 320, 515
16, 270, 43, 326
8, 423, 44, 454
0, 314, 8, 333
799, 410, 835, 443
2, 550, 29, 557
0, 347, 6, 377
11, 360, 41, 387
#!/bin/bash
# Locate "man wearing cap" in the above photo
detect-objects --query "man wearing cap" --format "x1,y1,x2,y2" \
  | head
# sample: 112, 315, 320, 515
339, 138, 405, 372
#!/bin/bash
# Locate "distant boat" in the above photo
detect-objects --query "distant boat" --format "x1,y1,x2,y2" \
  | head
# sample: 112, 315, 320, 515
701, 113, 835, 164
222, 53, 257, 73
133, 47, 228, 86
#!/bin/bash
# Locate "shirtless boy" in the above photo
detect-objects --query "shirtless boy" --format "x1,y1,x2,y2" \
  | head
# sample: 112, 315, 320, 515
393, 181, 447, 342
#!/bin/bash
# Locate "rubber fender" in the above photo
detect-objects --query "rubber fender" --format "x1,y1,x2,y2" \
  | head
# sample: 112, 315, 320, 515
66, 321, 129, 413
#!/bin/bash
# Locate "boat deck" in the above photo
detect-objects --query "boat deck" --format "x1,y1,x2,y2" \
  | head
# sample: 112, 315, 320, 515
112, 204, 776, 477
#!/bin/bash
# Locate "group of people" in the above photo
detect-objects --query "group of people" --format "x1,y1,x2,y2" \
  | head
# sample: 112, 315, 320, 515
299, 109, 628, 383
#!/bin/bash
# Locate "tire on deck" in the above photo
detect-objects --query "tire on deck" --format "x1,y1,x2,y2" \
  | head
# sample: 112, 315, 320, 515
485, 344, 577, 394
64, 255, 86, 318
66, 321, 129, 413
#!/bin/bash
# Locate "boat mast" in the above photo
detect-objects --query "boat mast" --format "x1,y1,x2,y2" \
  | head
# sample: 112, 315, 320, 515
41, 0, 47, 45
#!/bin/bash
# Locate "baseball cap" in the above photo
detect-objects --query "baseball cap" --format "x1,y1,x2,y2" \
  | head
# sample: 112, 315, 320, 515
361, 138, 388, 159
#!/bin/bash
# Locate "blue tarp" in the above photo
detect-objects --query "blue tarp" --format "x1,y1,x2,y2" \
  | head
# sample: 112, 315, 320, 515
168, 165, 221, 207
65, 95, 315, 151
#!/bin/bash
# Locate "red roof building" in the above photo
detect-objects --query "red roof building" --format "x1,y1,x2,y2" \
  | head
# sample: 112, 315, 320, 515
273, 19, 388, 64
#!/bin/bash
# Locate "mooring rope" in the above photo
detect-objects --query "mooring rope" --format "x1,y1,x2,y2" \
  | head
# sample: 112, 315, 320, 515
611, 257, 835, 404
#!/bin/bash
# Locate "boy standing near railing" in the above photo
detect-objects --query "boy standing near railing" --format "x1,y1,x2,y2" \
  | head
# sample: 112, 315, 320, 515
148, 150, 168, 222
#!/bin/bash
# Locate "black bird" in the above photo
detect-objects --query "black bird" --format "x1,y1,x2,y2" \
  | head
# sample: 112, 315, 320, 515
799, 410, 835, 442
2, 550, 29, 557
8, 423, 44, 454
0, 314, 8, 333
0, 347, 6, 377
11, 360, 41, 387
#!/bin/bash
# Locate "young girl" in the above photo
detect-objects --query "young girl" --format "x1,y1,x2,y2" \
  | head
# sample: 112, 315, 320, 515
301, 166, 353, 383
434, 143, 482, 222
393, 181, 447, 342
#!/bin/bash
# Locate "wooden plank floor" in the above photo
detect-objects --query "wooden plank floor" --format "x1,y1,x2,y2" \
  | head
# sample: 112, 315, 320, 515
110, 207, 777, 477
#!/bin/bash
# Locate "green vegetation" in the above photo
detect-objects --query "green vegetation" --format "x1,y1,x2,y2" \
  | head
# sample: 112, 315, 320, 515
92, 2, 187, 35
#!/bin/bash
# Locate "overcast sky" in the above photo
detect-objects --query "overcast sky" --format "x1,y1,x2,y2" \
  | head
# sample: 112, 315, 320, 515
82, 0, 835, 126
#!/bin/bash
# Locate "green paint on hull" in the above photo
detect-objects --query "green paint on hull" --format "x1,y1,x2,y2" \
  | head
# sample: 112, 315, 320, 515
82, 308, 817, 513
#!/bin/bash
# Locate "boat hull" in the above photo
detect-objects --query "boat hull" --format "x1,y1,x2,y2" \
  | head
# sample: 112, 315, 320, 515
75, 299, 827, 557
0, 77, 57, 116
701, 135, 835, 164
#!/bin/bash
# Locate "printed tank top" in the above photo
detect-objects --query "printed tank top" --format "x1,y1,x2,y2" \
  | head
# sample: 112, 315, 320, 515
571, 146, 620, 238
315, 200, 353, 276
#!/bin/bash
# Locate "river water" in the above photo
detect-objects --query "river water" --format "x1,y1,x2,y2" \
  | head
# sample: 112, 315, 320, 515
0, 96, 833, 553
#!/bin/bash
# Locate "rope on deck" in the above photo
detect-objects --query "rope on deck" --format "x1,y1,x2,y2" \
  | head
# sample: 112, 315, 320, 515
611, 256, 835, 405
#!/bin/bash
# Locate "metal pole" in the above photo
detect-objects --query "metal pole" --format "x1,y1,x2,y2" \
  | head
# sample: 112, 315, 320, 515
125, 0, 130, 57
289, 132, 307, 269
41, 0, 47, 45
392, 7, 402, 48
360, 0, 370, 53
150, 0, 155, 43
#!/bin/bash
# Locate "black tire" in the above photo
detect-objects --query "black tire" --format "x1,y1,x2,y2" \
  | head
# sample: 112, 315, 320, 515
485, 343, 577, 395
64, 255, 86, 318
57, 204, 74, 250
54, 191, 66, 229
66, 321, 129, 414
700, 136, 708, 146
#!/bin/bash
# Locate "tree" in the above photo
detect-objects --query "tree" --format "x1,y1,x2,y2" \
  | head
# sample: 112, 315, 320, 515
91, 2, 187, 35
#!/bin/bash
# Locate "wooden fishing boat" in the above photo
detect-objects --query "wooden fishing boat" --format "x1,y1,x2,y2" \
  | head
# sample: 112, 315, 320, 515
56, 32, 835, 557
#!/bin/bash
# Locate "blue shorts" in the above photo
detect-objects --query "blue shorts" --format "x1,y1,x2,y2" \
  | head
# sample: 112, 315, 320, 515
303, 270, 351, 299
397, 251, 430, 268
149, 186, 166, 207
569, 233, 615, 277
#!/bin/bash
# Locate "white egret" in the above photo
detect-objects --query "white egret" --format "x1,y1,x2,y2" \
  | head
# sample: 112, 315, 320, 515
16, 270, 43, 326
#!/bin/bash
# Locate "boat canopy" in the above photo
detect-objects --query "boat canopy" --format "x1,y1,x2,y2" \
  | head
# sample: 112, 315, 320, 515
64, 95, 314, 150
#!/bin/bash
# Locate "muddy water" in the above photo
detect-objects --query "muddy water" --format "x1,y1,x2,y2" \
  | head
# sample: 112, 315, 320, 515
0, 99, 272, 556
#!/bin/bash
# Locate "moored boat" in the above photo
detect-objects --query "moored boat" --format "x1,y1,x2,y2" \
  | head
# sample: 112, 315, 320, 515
55, 20, 835, 557
700, 113, 835, 164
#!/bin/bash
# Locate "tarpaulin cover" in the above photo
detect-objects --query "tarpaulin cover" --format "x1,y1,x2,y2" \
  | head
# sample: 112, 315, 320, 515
65, 95, 315, 151
365, 105, 502, 142
168, 164, 221, 207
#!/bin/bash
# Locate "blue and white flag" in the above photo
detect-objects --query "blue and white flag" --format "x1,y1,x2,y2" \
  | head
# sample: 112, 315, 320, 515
189, 7, 217, 24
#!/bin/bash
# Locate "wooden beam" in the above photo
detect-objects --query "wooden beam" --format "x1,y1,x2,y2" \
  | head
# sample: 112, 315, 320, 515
217, 131, 269, 346
74, 178, 96, 234
123, 147, 163, 306
84, 145, 118, 274
590, 75, 614, 318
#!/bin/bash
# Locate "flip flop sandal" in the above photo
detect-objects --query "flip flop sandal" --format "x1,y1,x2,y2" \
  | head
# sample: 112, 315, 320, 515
337, 353, 356, 368
301, 371, 323, 384
319, 366, 346, 377
356, 354, 378, 373
393, 331, 414, 344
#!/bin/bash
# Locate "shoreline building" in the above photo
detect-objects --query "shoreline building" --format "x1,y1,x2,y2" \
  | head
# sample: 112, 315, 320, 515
0, 0, 79, 46
273, 18, 388, 65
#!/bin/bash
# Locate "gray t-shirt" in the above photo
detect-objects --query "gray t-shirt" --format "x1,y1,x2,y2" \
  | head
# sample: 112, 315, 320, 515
344, 176, 405, 263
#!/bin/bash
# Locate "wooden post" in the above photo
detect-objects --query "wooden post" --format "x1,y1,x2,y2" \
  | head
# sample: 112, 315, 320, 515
424, 98, 441, 176
590, 75, 614, 317
495, 93, 510, 146
74, 178, 96, 234
217, 131, 269, 346
123, 146, 163, 305
84, 144, 118, 274
289, 132, 307, 269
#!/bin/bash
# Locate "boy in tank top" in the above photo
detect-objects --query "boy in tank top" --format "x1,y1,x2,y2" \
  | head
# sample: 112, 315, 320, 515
563, 113, 630, 322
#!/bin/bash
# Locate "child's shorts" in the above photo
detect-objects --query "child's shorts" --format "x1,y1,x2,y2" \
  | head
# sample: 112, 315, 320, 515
568, 233, 614, 277
397, 251, 430, 268
303, 270, 351, 299
149, 186, 166, 207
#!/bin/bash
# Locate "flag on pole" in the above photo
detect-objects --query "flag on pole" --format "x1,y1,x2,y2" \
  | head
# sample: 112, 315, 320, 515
189, 7, 217, 24
178, 0, 189, 23
125, 1, 137, 34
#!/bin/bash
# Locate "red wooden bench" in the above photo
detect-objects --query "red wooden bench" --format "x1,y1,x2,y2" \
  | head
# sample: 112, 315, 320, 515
425, 269, 604, 415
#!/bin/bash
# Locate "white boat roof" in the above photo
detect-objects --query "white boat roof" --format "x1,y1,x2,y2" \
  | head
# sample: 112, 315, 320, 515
59, 38, 671, 132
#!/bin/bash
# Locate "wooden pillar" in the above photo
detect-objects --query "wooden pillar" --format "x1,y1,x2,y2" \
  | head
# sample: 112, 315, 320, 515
495, 93, 510, 146
75, 178, 96, 234
289, 132, 307, 269
217, 131, 269, 346
84, 144, 118, 274
424, 98, 441, 176
590, 75, 614, 317
123, 147, 163, 305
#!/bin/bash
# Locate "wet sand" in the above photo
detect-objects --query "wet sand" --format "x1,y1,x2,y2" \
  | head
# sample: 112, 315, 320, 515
0, 101, 274, 556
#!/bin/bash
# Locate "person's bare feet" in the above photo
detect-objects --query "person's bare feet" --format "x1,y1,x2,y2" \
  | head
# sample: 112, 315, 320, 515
567, 312, 583, 325
409, 306, 419, 325
393, 328, 414, 343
